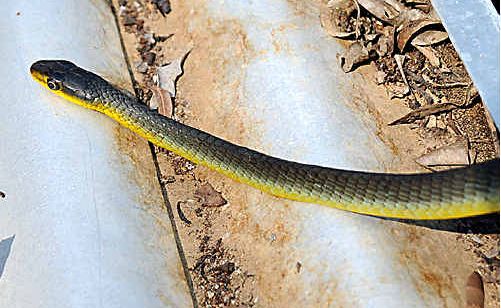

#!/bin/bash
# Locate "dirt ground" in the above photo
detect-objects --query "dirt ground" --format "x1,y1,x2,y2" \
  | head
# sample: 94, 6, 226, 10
111, 0, 499, 307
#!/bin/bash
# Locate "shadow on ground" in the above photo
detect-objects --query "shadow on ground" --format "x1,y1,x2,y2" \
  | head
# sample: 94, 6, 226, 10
0, 235, 15, 279
388, 214, 500, 234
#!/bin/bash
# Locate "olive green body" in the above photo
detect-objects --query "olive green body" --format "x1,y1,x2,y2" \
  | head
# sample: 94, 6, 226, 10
30, 60, 500, 219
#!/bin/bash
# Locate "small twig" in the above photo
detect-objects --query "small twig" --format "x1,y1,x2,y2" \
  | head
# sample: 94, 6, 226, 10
191, 255, 210, 282
394, 55, 410, 88
405, 0, 429, 4
191, 255, 208, 271
470, 149, 479, 165
422, 74, 471, 88
389, 102, 457, 125
389, 86, 479, 125
394, 54, 417, 102
176, 201, 192, 225
445, 112, 462, 135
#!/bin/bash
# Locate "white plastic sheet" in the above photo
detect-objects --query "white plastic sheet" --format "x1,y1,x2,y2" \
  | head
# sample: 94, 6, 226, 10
0, 1, 191, 307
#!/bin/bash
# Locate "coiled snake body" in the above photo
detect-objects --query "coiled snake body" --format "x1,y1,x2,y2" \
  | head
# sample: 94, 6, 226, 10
30, 60, 499, 220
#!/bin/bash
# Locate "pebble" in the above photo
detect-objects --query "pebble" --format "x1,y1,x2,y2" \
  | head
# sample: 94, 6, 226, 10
143, 52, 156, 66
484, 247, 499, 259
470, 235, 483, 245
376, 70, 387, 84
133, 1, 142, 10
151, 0, 172, 15
143, 32, 156, 45
161, 175, 176, 184
136, 61, 148, 73
270, 233, 277, 242
123, 15, 137, 26
296, 261, 302, 273
219, 262, 235, 274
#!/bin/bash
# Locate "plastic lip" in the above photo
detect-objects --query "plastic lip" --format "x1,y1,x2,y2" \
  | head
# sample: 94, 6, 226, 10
431, 0, 500, 127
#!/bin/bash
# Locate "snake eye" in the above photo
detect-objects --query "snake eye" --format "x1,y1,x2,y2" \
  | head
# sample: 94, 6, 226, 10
47, 79, 61, 91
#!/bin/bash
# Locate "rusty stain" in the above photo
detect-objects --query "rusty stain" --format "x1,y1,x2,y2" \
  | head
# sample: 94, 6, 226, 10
173, 15, 257, 147
421, 271, 449, 299
271, 26, 294, 55
393, 224, 473, 307
306, 267, 349, 308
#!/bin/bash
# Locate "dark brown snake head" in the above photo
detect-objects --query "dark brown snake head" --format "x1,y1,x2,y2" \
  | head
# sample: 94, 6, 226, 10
30, 60, 110, 108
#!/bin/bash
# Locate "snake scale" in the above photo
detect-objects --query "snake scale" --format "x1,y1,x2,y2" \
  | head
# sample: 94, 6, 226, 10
30, 60, 499, 220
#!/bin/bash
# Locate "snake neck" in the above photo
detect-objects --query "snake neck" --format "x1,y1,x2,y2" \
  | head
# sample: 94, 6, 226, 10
95, 86, 499, 220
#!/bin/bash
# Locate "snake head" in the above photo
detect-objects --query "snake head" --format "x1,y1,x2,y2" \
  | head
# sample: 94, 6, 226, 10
30, 60, 105, 109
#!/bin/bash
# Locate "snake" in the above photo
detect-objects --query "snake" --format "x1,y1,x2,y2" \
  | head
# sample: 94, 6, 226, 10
30, 60, 499, 220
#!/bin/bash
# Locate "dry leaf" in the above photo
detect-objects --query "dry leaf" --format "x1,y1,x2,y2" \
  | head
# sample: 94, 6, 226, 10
356, 0, 401, 23
389, 101, 462, 125
320, 0, 357, 38
148, 85, 173, 117
403, 0, 429, 4
384, 0, 406, 11
194, 183, 228, 207
157, 50, 190, 96
412, 30, 448, 46
412, 87, 434, 106
397, 7, 428, 23
375, 26, 395, 56
412, 44, 441, 67
421, 74, 470, 88
339, 42, 371, 72
397, 18, 441, 51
